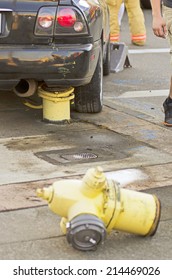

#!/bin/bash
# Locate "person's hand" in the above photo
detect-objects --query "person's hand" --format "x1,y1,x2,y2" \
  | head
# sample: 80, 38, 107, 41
152, 16, 167, 38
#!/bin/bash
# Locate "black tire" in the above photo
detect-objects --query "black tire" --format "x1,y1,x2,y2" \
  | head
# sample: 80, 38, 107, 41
140, 0, 151, 9
103, 40, 111, 76
74, 48, 103, 113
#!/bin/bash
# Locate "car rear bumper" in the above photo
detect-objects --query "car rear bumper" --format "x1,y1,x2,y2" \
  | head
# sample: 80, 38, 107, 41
0, 42, 100, 90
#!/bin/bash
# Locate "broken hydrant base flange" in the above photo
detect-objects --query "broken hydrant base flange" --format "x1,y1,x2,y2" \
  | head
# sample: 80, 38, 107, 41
38, 86, 75, 123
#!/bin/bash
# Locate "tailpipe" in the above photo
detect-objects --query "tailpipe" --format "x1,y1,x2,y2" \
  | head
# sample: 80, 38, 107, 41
13, 79, 38, 97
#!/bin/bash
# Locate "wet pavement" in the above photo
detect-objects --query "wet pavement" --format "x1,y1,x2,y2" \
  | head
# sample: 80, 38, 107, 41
0, 185, 171, 260
0, 9, 172, 260
1, 91, 172, 259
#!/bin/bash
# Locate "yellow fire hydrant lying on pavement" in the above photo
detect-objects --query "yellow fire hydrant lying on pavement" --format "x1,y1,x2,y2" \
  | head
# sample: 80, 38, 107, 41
37, 166, 161, 251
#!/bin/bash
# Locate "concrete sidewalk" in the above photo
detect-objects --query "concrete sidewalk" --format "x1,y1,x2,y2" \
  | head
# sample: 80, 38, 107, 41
0, 185, 171, 260
1, 96, 172, 260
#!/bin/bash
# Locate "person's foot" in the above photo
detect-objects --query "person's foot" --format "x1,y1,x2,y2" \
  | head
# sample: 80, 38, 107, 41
163, 98, 172, 126
131, 34, 146, 46
132, 40, 145, 46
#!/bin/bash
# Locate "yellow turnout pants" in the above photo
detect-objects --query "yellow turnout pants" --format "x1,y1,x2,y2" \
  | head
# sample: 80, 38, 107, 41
106, 0, 146, 45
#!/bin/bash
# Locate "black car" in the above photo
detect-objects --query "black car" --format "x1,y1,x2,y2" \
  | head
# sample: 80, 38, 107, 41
0, 0, 110, 113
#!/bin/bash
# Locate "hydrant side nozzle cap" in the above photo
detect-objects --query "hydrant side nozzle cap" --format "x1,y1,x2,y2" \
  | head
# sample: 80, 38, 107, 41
36, 188, 43, 197
36, 186, 53, 202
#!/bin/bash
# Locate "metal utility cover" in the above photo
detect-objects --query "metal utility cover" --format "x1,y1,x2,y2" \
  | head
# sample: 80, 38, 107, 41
35, 129, 137, 165
2, 124, 172, 185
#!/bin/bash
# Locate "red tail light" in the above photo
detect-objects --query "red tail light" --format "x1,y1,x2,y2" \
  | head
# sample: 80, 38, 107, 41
35, 6, 88, 36
57, 8, 76, 27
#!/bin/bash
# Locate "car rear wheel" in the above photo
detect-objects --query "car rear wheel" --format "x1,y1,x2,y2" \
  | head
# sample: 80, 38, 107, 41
74, 48, 103, 113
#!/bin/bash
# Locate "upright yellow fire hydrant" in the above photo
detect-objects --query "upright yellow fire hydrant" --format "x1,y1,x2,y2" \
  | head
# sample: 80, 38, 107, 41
37, 166, 161, 251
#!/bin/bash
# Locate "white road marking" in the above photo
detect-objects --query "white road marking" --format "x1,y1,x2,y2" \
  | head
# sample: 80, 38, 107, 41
129, 48, 170, 54
119, 89, 169, 98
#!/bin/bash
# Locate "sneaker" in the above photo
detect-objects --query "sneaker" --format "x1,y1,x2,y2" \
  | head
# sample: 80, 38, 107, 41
163, 98, 172, 126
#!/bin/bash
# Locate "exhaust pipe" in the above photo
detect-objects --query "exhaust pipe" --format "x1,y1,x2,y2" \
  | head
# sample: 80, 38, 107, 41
13, 79, 38, 97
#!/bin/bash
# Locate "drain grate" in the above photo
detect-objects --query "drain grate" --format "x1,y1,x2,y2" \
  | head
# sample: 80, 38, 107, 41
61, 152, 98, 161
